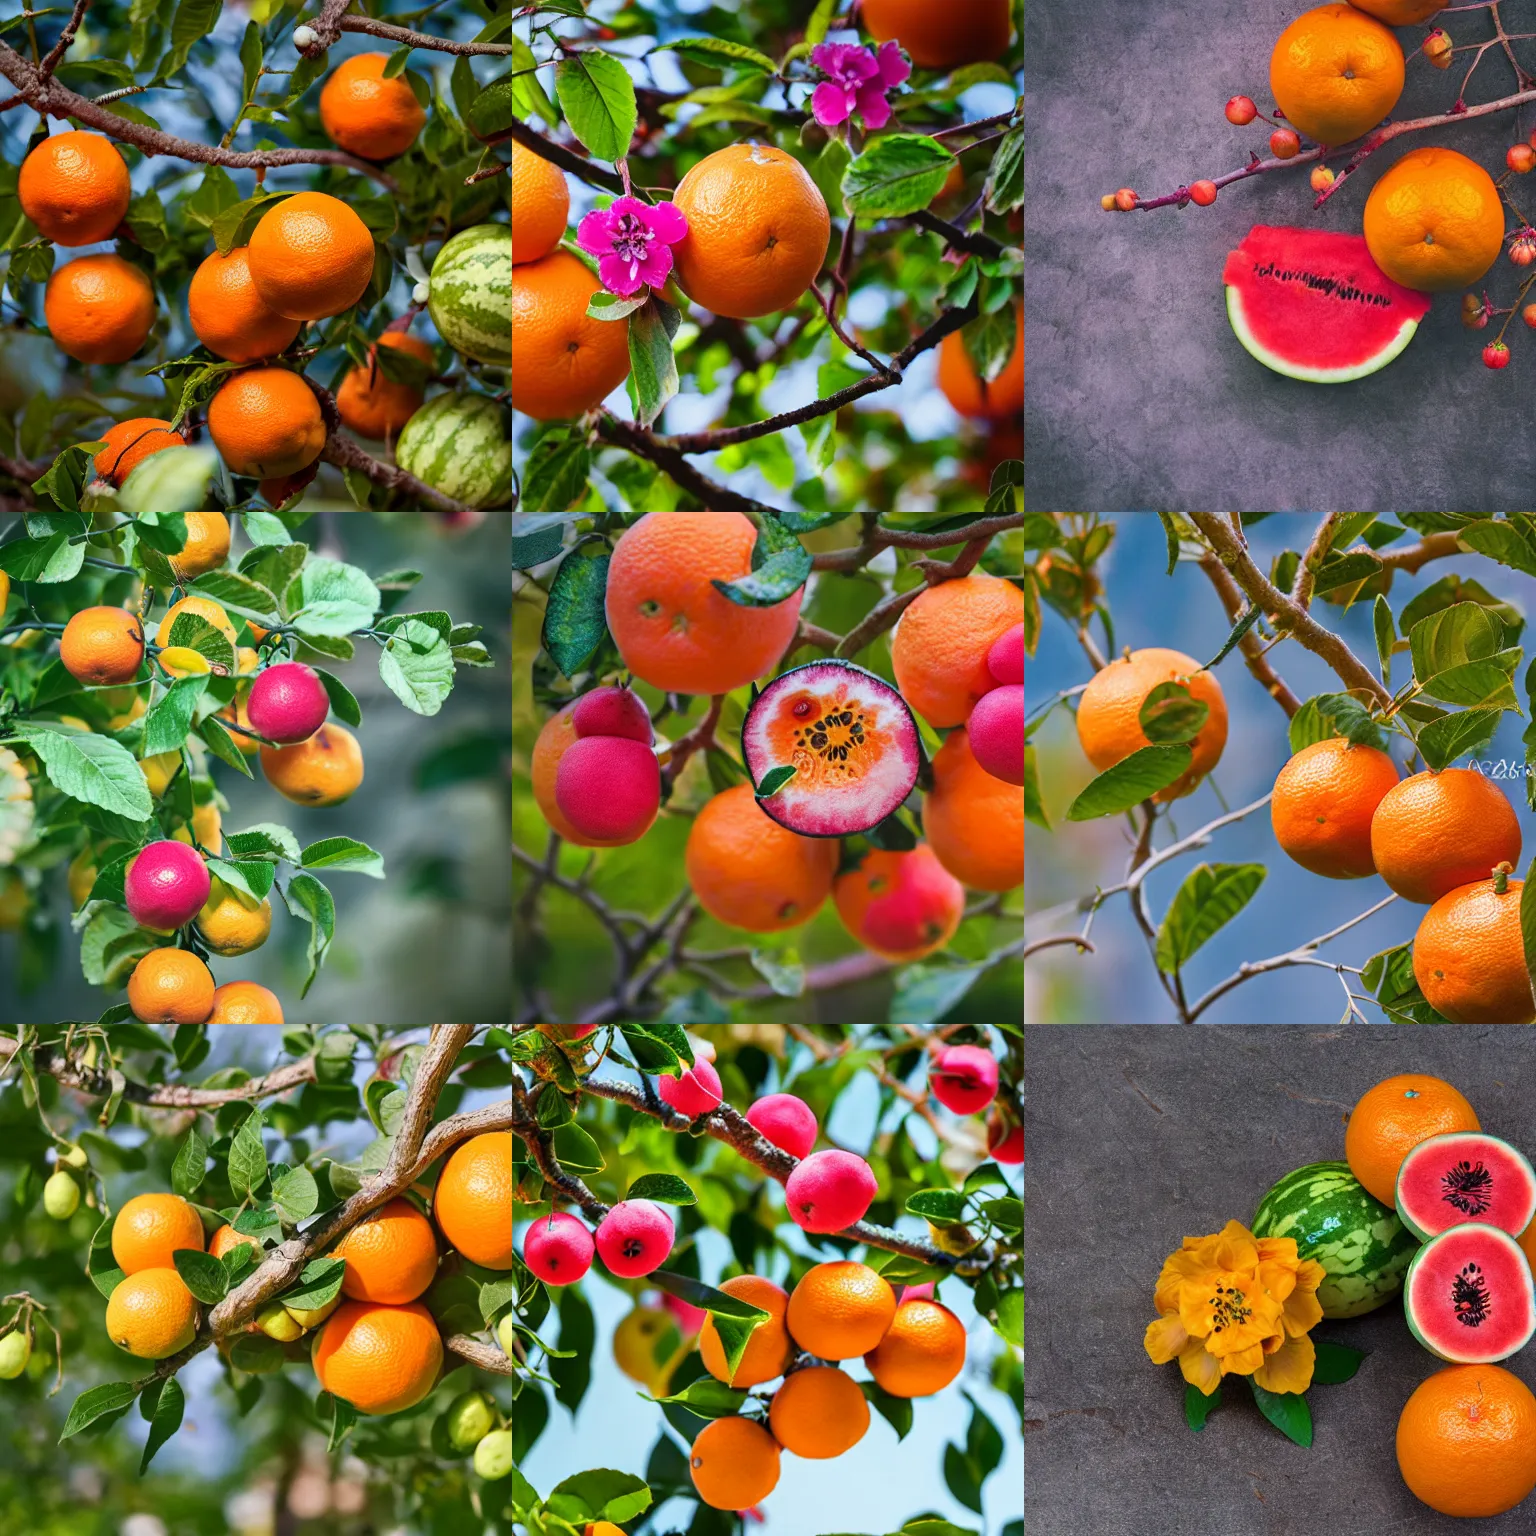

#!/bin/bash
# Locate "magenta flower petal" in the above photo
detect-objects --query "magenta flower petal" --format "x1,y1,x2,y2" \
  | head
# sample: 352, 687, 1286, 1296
876, 42, 912, 89
856, 85, 893, 130
812, 80, 853, 127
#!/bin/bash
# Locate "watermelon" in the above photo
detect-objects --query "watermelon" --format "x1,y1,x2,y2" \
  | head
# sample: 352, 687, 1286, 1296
1223, 225, 1433, 384
1403, 1224, 1536, 1363
1252, 1160, 1418, 1318
1395, 1131, 1536, 1242
429, 224, 510, 366
396, 393, 511, 510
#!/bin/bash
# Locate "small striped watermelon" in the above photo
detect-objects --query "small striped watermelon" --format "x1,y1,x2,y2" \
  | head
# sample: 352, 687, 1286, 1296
429, 224, 510, 366
397, 393, 511, 509
1252, 1160, 1419, 1318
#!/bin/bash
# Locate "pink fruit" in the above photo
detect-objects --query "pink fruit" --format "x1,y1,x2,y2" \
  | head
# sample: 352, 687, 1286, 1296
554, 736, 660, 844
125, 839, 212, 931
522, 1211, 595, 1286
657, 1058, 724, 1117
930, 1045, 999, 1115
663, 1293, 709, 1335
966, 684, 1024, 785
988, 1113, 1023, 1164
784, 1149, 877, 1234
986, 623, 1024, 685
595, 1199, 676, 1278
745, 1093, 819, 1159
571, 685, 653, 743
246, 662, 330, 744
833, 845, 966, 963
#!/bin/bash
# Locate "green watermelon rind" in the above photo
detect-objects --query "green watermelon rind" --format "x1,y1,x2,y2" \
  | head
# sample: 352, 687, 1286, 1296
1225, 285, 1423, 385
397, 393, 511, 510
1252, 1160, 1419, 1319
1394, 1130, 1536, 1243
1402, 1223, 1536, 1363
429, 224, 511, 366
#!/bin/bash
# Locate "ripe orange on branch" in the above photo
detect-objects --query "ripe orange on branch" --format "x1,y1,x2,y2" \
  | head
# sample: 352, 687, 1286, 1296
248, 192, 376, 321
60, 606, 144, 685
689, 1416, 781, 1510
170, 512, 231, 579
768, 1365, 870, 1457
1270, 737, 1400, 879
511, 249, 632, 421
93, 419, 187, 489
206, 981, 285, 1024
112, 1192, 206, 1274
19, 130, 131, 246
261, 723, 364, 807
891, 571, 1025, 728
863, 1297, 967, 1396
188, 247, 302, 362
939, 306, 1024, 422
336, 332, 435, 440
312, 1299, 443, 1416
44, 254, 156, 365
336, 1197, 440, 1303
861, 0, 1015, 69
208, 367, 326, 479
1412, 875, 1535, 1024
433, 1132, 512, 1269
785, 1260, 896, 1361
1369, 768, 1522, 904
106, 1269, 199, 1359
511, 141, 570, 266
698, 1275, 793, 1388
925, 727, 1024, 893
126, 948, 215, 1024
319, 52, 426, 161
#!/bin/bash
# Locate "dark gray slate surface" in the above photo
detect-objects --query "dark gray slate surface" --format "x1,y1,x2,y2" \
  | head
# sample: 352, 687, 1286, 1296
1024, 0, 1536, 511
1025, 1025, 1536, 1535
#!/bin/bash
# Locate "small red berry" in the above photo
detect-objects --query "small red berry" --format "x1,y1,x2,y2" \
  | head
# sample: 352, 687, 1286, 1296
1270, 128, 1301, 159
1423, 29, 1452, 68
1508, 144, 1536, 174
1509, 228, 1536, 268
1461, 292, 1490, 331
1225, 95, 1257, 126
1482, 341, 1511, 370
1310, 166, 1335, 191
1189, 179, 1217, 206
1114, 188, 1137, 212
1523, 304, 1536, 331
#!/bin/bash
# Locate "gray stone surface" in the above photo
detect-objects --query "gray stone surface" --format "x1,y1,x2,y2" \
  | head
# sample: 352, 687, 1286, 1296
1025, 1025, 1536, 1534
1024, 0, 1536, 511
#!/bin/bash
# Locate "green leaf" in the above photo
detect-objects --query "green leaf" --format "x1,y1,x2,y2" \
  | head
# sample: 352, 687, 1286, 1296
1249, 1381, 1312, 1447
554, 51, 637, 163
1310, 1339, 1365, 1385
1184, 1382, 1221, 1431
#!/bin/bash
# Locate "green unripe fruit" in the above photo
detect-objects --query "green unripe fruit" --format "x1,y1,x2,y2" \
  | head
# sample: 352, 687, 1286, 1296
43, 1171, 80, 1220
62, 1146, 89, 1168
283, 1294, 341, 1331
445, 1390, 496, 1452
496, 1313, 514, 1357
255, 1303, 303, 1343
0, 1330, 30, 1379
473, 1428, 512, 1480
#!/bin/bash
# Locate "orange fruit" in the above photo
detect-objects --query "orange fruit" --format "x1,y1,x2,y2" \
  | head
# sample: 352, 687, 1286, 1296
672, 145, 830, 319
1369, 768, 1522, 904
1397, 1364, 1536, 1517
1364, 147, 1505, 292
833, 844, 965, 962
93, 418, 187, 488
127, 948, 215, 1024
208, 367, 326, 479
433, 1132, 512, 1269
511, 141, 571, 266
159, 594, 239, 670
59, 606, 144, 685
336, 1197, 440, 1303
19, 130, 131, 246
688, 1416, 780, 1510
319, 53, 426, 161
1075, 646, 1228, 802
112, 1192, 206, 1274
925, 727, 1024, 893
248, 192, 376, 321
206, 981, 285, 1024
685, 783, 838, 933
187, 247, 303, 362
785, 1260, 896, 1361
530, 701, 639, 848
336, 332, 435, 440
863, 1298, 966, 1396
170, 512, 231, 580
861, 0, 1016, 69
261, 723, 363, 806
209, 1224, 262, 1261
196, 880, 271, 956
1270, 737, 1400, 879
44, 254, 156, 365
1413, 876, 1535, 1024
891, 572, 1025, 728
605, 512, 804, 693
939, 306, 1024, 422
768, 1365, 870, 1458
1351, 0, 1445, 20
698, 1275, 793, 1387
259, 466, 319, 510
105, 1269, 199, 1359
312, 1299, 443, 1416
1345, 1073, 1480, 1207
511, 250, 632, 420
1269, 4, 1404, 146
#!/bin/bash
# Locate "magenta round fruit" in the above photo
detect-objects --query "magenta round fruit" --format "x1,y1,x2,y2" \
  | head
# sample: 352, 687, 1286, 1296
784, 1149, 877, 1233
571, 685, 653, 744
246, 662, 329, 745
1403, 1224, 1536, 1363
522, 1211, 594, 1286
656, 1058, 723, 1117
988, 1115, 1023, 1164
986, 624, 1024, 686
595, 1199, 675, 1278
746, 1093, 819, 1159
554, 736, 659, 844
125, 840, 212, 931
1395, 1131, 1536, 1241
929, 1045, 999, 1115
740, 660, 920, 837
967, 684, 1024, 785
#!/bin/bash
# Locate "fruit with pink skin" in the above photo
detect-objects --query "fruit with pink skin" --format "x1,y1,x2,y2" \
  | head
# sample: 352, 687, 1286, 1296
986, 624, 1024, 686
833, 845, 965, 963
745, 1093, 818, 1159
930, 1045, 999, 1115
555, 736, 660, 844
522, 1212, 594, 1286
572, 686, 653, 744
596, 1200, 675, 1278
657, 1058, 724, 1117
663, 1293, 709, 1336
966, 684, 1024, 785
988, 1110, 1023, 1164
125, 840, 212, 931
784, 1149, 878, 1234
246, 662, 330, 745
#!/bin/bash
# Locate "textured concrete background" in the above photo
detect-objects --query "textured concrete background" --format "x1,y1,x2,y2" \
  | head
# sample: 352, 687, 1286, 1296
1024, 0, 1536, 511
1025, 1026, 1536, 1534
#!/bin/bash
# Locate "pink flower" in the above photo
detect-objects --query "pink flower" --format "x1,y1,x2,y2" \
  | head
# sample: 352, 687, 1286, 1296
810, 41, 910, 131
576, 196, 688, 298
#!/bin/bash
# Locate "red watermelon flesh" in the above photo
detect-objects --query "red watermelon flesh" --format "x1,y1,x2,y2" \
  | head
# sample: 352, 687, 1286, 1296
1396, 1131, 1536, 1241
1224, 225, 1433, 384
1403, 1224, 1536, 1363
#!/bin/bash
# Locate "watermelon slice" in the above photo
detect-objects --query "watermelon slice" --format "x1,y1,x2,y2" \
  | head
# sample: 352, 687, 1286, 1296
1403, 1224, 1536, 1363
1223, 225, 1433, 384
1396, 1131, 1536, 1242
